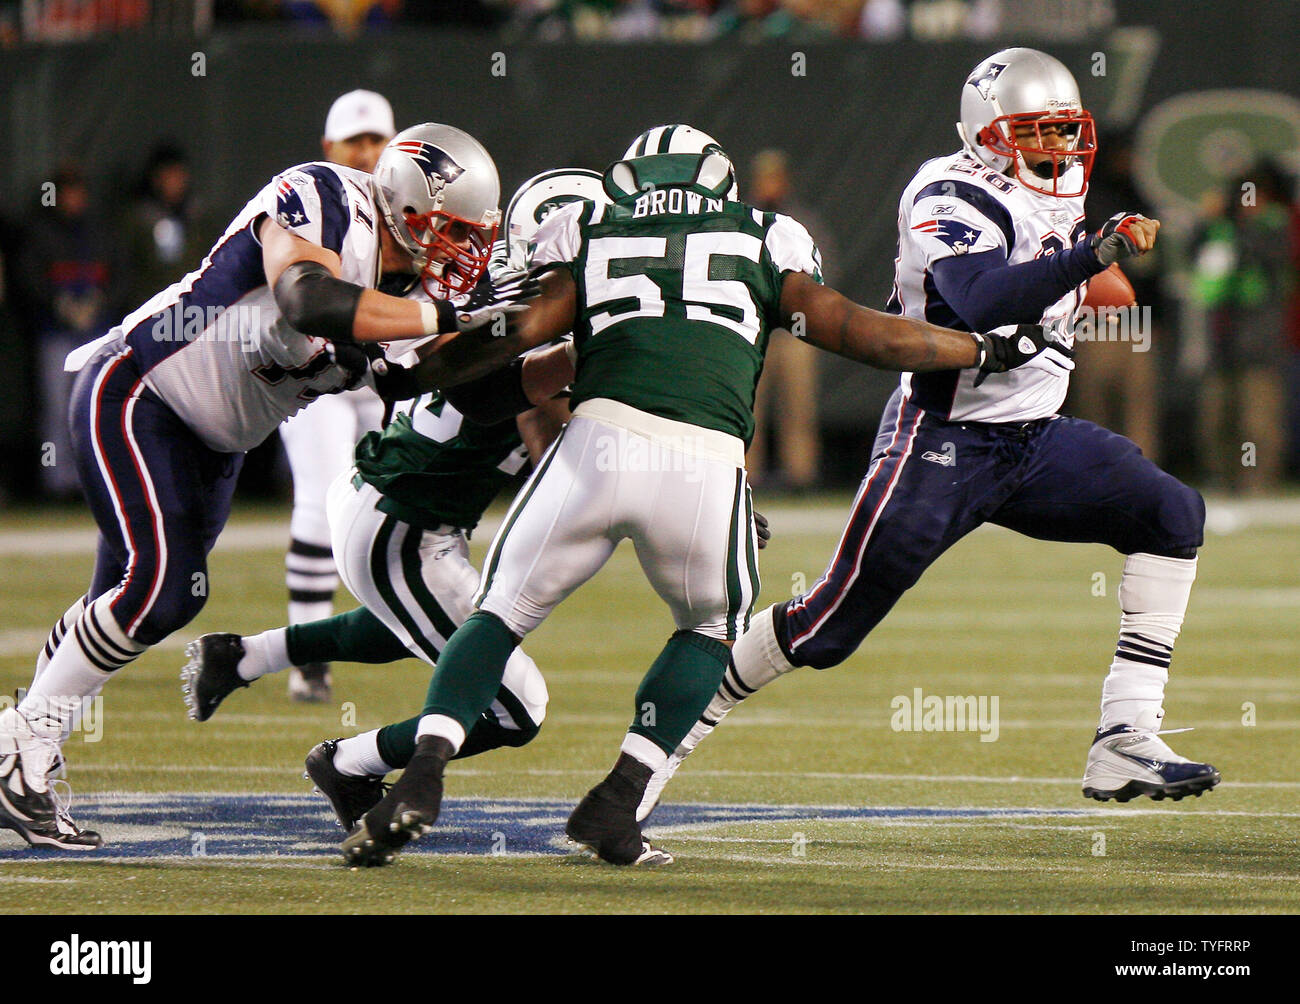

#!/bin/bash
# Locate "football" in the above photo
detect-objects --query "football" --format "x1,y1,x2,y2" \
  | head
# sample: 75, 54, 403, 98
1083, 262, 1138, 309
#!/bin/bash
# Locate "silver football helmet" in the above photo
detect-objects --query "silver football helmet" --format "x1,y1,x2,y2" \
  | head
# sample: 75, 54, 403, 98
501, 168, 606, 273
605, 124, 738, 202
956, 47, 1097, 198
371, 123, 502, 296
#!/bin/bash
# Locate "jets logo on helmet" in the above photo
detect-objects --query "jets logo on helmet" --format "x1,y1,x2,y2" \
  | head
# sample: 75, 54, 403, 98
956, 47, 1097, 198
502, 168, 606, 273
390, 141, 465, 203
372, 123, 502, 298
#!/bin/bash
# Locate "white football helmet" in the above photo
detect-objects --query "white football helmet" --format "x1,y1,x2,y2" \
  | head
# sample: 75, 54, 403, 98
605, 124, 738, 202
501, 167, 606, 273
956, 47, 1097, 198
371, 123, 502, 296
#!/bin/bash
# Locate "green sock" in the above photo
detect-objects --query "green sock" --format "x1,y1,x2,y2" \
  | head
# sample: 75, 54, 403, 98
630, 630, 731, 754
377, 706, 540, 768
422, 611, 518, 736
285, 606, 413, 666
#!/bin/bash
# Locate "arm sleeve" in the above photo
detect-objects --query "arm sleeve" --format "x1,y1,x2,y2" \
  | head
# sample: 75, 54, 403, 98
531, 201, 586, 269
260, 163, 352, 255
930, 240, 1106, 331
765, 213, 824, 286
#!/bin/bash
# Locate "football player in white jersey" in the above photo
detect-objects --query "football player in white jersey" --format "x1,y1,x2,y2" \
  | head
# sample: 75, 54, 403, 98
0, 124, 534, 849
638, 48, 1219, 819
278, 90, 395, 704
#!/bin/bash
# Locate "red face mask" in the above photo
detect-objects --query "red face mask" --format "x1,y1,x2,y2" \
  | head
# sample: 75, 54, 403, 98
403, 209, 498, 298
978, 109, 1097, 198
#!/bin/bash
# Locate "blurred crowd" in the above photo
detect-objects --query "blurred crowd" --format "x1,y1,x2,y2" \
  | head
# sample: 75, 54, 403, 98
2, 0, 1114, 45
0, 144, 223, 504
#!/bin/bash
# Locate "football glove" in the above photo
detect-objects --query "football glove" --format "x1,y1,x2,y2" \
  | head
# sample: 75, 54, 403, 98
754, 510, 771, 550
368, 355, 422, 403
1091, 212, 1148, 267
972, 324, 1073, 387
453, 269, 542, 335
325, 339, 377, 392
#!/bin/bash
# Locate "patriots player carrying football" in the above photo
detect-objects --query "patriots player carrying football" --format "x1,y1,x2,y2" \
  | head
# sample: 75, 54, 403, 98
325, 124, 1063, 868
639, 48, 1219, 822
178, 170, 605, 832
0, 124, 537, 849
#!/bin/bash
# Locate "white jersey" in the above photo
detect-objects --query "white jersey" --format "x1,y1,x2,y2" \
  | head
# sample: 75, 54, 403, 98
67, 162, 384, 453
889, 151, 1088, 423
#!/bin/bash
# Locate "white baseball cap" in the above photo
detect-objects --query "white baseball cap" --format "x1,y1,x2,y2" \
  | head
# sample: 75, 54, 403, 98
324, 90, 395, 143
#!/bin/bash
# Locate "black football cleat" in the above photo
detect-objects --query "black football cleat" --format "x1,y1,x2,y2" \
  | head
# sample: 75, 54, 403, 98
566, 754, 674, 867
304, 739, 389, 831
181, 633, 251, 722
341, 735, 452, 868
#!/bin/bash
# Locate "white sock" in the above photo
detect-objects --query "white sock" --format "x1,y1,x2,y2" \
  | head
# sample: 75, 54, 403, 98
1099, 553, 1197, 731
34, 595, 88, 684
416, 713, 466, 753
21, 596, 140, 736
621, 732, 668, 772
332, 730, 395, 777
238, 628, 291, 681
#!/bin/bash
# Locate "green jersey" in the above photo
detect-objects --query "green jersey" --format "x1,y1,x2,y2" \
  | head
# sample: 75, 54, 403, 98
532, 190, 823, 445
353, 391, 530, 532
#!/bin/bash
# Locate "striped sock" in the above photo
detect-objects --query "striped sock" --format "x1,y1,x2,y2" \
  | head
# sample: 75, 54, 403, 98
1099, 553, 1197, 730
21, 595, 145, 733
286, 538, 338, 629
34, 594, 88, 682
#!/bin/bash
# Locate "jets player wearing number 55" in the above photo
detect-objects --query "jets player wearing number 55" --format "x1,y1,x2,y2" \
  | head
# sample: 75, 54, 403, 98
333, 124, 1061, 868
0, 124, 531, 849
644, 48, 1218, 818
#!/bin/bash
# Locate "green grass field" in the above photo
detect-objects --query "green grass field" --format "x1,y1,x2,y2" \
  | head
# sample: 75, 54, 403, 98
0, 498, 1296, 914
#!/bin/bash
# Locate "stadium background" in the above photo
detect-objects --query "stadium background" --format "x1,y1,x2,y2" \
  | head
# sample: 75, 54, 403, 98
0, 0, 1297, 497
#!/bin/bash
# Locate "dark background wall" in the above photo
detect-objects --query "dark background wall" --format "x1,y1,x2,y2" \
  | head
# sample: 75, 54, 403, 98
1, 2, 1297, 489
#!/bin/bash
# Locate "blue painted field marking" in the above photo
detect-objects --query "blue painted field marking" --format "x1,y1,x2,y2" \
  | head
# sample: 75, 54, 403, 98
0, 794, 1094, 860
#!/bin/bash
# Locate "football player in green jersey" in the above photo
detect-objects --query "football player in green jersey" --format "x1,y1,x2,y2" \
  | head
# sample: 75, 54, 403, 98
337, 125, 1062, 868
179, 171, 603, 833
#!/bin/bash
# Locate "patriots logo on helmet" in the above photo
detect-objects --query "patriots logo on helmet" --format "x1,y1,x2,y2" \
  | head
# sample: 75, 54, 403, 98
392, 141, 464, 201
275, 178, 310, 228
968, 61, 1007, 100
912, 219, 983, 255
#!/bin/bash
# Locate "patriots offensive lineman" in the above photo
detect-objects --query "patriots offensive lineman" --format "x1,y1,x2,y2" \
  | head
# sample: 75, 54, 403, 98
278, 90, 395, 704
0, 124, 532, 848
641, 49, 1219, 820
329, 124, 1061, 868
178, 170, 603, 832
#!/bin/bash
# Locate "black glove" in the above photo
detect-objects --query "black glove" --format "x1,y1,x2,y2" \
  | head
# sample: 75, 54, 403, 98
325, 340, 374, 392
1091, 212, 1147, 267
454, 268, 543, 334
369, 356, 422, 403
972, 324, 1073, 387
754, 510, 771, 550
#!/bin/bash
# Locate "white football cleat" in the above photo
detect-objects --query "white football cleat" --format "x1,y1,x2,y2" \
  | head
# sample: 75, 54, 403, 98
1082, 718, 1221, 802
0, 708, 101, 849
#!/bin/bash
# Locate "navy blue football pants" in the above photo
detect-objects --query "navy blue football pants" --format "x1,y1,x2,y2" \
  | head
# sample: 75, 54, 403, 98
68, 347, 243, 647
778, 388, 1205, 669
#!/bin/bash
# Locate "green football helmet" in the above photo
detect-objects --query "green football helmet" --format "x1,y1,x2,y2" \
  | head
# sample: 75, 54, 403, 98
605, 124, 738, 202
